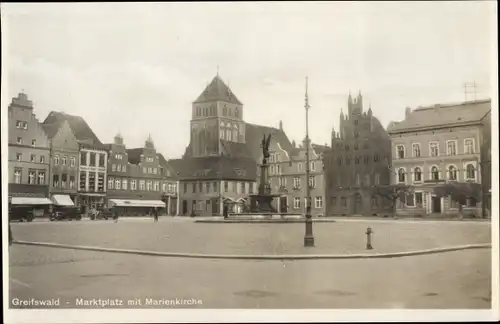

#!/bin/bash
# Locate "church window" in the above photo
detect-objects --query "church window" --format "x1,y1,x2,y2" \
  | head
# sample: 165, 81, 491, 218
220, 123, 225, 139
235, 107, 239, 118
226, 123, 232, 141
223, 107, 227, 116
233, 126, 238, 142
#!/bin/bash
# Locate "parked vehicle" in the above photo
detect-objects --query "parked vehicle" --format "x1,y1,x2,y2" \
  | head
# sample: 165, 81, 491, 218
9, 206, 35, 222
50, 205, 82, 221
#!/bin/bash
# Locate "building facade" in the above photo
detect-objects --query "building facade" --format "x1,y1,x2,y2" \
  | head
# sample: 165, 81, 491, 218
42, 111, 108, 213
267, 135, 327, 216
324, 93, 392, 216
41, 119, 80, 204
7, 92, 52, 211
387, 99, 491, 217
105, 134, 178, 216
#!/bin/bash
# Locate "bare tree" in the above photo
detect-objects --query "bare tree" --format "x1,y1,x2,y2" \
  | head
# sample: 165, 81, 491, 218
373, 184, 414, 218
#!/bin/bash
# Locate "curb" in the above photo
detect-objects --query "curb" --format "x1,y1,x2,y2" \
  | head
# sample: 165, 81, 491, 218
12, 241, 491, 261
195, 219, 336, 224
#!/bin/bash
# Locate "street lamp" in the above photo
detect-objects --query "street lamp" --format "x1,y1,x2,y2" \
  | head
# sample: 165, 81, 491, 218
304, 76, 315, 247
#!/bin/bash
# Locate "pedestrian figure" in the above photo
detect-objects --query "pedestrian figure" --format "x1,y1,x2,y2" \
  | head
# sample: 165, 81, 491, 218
223, 204, 229, 219
153, 207, 159, 222
9, 224, 13, 246
113, 208, 119, 223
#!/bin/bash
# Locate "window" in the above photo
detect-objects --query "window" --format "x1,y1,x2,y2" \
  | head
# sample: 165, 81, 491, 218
464, 139, 474, 154
293, 177, 301, 188
446, 140, 457, 156
61, 156, 67, 166
30, 154, 36, 162
79, 171, 86, 191
16, 121, 22, 128
148, 167, 152, 174
131, 180, 137, 190
293, 197, 301, 209
226, 124, 232, 141
32, 139, 36, 147
365, 174, 370, 186
364, 156, 369, 164
412, 143, 421, 157
311, 162, 316, 171
153, 168, 157, 174
117, 165, 122, 172
199, 182, 203, 193
354, 143, 359, 150
355, 157, 360, 165
279, 176, 286, 187
162, 183, 167, 192
337, 157, 342, 165
270, 165, 274, 175
80, 152, 87, 166
70, 157, 75, 167
220, 123, 225, 139
14, 169, 22, 183
147, 157, 154, 162
146, 181, 152, 191
89, 152, 96, 166
61, 173, 67, 188
354, 132, 359, 138
240, 182, 245, 193
315, 196, 323, 209
17, 137, 23, 144
276, 165, 281, 175
414, 167, 422, 182
249, 183, 254, 194
415, 192, 423, 207
431, 166, 440, 181
53, 174, 59, 188
356, 174, 360, 185
396, 145, 405, 159
398, 168, 406, 183
232, 181, 237, 193
143, 167, 147, 173
466, 164, 476, 180
28, 170, 36, 184
429, 142, 439, 157
154, 181, 160, 191
114, 179, 121, 190
233, 126, 238, 142
69, 176, 75, 189
371, 195, 378, 207
331, 197, 337, 206
341, 197, 347, 206
224, 181, 228, 192
40, 156, 45, 163
448, 165, 457, 181
309, 176, 316, 188
38, 171, 45, 185
183, 183, 188, 193
54, 155, 59, 165
112, 164, 116, 172
139, 180, 145, 190
374, 173, 380, 185
122, 179, 128, 190
99, 154, 105, 167
213, 182, 218, 193
297, 163, 303, 172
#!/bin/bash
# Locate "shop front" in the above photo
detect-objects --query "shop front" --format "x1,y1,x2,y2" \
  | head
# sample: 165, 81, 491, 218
108, 199, 166, 216
11, 196, 53, 218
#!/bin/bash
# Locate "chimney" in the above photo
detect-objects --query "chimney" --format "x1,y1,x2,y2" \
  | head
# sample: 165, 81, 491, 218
405, 107, 412, 119
279, 120, 283, 131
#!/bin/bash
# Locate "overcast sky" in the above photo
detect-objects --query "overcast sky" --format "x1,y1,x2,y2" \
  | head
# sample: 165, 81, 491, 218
2, 2, 495, 159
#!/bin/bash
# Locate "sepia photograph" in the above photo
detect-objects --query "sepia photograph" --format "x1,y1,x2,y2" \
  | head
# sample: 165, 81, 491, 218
2, 1, 498, 323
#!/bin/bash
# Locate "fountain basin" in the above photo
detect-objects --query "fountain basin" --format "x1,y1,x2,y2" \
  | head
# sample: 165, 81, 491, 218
228, 213, 303, 221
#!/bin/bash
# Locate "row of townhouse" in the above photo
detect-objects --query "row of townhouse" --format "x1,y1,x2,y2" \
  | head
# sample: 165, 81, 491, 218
7, 92, 179, 217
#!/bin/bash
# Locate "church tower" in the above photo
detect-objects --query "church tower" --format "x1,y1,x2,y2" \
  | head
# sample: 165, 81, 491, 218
189, 73, 245, 157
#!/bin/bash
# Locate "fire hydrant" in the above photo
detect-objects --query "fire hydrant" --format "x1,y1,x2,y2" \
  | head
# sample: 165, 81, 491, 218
366, 227, 373, 250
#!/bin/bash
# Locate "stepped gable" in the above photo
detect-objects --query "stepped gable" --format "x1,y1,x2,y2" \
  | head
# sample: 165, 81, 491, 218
194, 75, 242, 105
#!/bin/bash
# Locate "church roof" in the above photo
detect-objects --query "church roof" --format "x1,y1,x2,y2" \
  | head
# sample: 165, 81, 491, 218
194, 75, 242, 105
245, 123, 294, 161
168, 156, 257, 181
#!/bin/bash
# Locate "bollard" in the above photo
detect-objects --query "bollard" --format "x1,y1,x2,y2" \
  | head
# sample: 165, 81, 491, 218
366, 227, 373, 250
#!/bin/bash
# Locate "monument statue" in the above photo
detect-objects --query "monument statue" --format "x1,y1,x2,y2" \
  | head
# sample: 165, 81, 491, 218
261, 134, 271, 165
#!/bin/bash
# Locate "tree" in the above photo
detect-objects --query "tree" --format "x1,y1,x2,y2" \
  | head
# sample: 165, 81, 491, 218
433, 182, 482, 216
373, 184, 414, 217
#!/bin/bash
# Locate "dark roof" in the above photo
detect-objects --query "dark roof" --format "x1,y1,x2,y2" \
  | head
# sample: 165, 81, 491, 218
126, 148, 146, 165
312, 144, 330, 155
219, 140, 252, 159
245, 123, 293, 161
168, 156, 257, 181
40, 123, 61, 139
388, 99, 491, 133
157, 153, 177, 177
42, 111, 105, 148
194, 75, 242, 105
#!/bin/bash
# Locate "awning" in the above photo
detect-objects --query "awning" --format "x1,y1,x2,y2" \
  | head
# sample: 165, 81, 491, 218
52, 195, 75, 206
12, 197, 53, 205
109, 199, 165, 208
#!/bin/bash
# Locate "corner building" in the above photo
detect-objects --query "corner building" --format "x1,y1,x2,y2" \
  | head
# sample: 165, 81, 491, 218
324, 93, 392, 216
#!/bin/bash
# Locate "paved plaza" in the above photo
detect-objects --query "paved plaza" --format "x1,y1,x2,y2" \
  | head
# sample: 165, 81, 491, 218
8, 218, 492, 309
